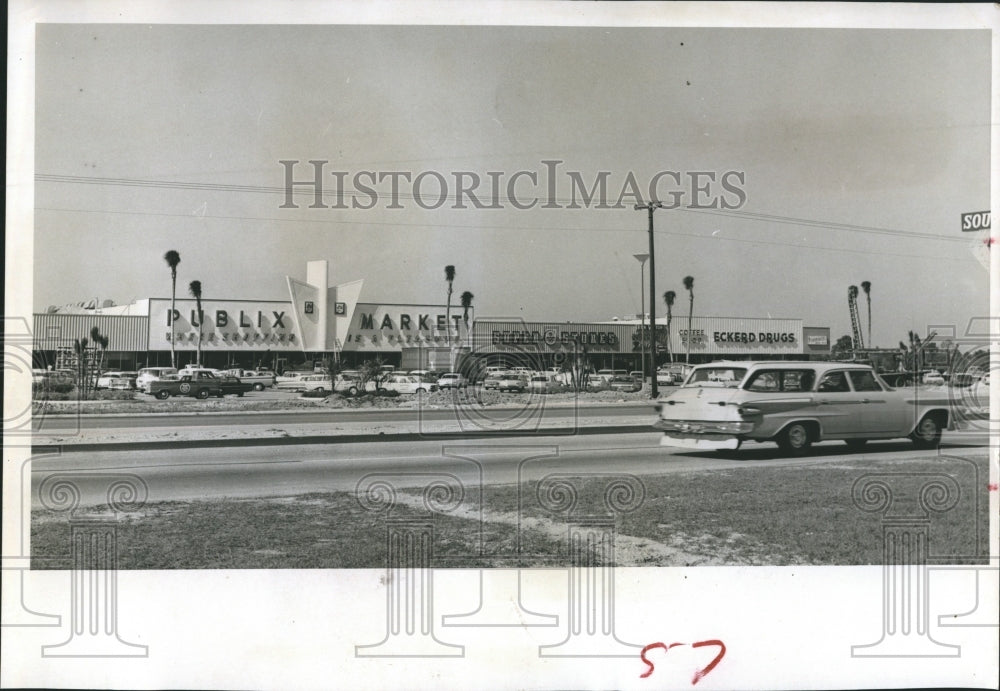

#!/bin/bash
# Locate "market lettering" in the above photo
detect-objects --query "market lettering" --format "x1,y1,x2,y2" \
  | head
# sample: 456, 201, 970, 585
360, 313, 375, 330
381, 314, 393, 330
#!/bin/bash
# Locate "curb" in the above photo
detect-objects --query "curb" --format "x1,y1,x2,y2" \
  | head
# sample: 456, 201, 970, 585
34, 424, 656, 453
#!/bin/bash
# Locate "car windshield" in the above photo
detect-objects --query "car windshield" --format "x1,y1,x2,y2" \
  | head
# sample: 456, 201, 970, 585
683, 367, 747, 388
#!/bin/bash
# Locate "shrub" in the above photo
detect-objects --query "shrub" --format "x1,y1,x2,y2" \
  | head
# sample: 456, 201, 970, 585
301, 390, 331, 399
33, 381, 74, 395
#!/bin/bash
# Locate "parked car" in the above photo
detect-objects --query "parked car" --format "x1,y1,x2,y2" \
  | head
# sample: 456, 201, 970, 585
655, 369, 676, 386
528, 374, 557, 393
495, 373, 528, 393
95, 371, 134, 389
149, 372, 222, 399
136, 367, 179, 393
379, 374, 436, 395
219, 368, 276, 391
275, 371, 314, 389
436, 373, 467, 389
653, 361, 955, 455
922, 370, 946, 386
296, 374, 335, 393
596, 369, 629, 383
608, 375, 642, 392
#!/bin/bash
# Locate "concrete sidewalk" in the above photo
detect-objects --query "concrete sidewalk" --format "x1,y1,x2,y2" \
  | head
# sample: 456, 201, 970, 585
32, 412, 658, 452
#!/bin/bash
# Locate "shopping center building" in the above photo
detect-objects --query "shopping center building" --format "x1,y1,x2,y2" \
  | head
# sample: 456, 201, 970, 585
32, 260, 831, 373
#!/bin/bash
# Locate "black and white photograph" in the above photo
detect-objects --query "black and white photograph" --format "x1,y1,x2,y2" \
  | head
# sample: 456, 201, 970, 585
4, 2, 998, 689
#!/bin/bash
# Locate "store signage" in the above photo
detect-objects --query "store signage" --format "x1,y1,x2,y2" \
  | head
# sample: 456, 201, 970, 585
491, 329, 620, 346
961, 210, 990, 232
149, 299, 299, 350
713, 331, 797, 344
341, 303, 459, 351
806, 334, 829, 346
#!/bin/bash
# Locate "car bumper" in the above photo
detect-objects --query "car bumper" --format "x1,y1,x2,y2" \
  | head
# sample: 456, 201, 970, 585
659, 434, 741, 450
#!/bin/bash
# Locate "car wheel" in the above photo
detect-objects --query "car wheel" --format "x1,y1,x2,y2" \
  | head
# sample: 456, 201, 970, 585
217, 392, 224, 398
911, 414, 942, 449
237, 391, 244, 397
315, 387, 326, 393
155, 390, 170, 400
845, 439, 867, 450
416, 388, 426, 394
348, 386, 358, 396
253, 383, 264, 391
777, 423, 812, 455
196, 389, 210, 399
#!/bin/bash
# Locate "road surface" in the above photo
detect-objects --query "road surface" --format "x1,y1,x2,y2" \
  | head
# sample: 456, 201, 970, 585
30, 430, 990, 507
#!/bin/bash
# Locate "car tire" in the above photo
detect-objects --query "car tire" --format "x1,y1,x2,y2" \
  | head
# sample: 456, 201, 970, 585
911, 414, 942, 449
348, 386, 358, 396
253, 383, 264, 391
845, 439, 868, 450
777, 423, 812, 455
315, 387, 326, 393
155, 390, 170, 400
416, 388, 426, 394
196, 389, 210, 400
237, 391, 244, 397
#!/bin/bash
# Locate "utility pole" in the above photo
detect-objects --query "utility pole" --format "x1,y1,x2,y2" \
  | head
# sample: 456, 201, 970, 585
636, 202, 663, 398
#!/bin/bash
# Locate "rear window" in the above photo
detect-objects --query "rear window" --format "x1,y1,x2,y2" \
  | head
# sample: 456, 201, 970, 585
744, 369, 815, 392
684, 367, 747, 388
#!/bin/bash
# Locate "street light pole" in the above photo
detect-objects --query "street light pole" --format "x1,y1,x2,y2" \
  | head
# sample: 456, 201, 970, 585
636, 202, 663, 398
633, 253, 649, 381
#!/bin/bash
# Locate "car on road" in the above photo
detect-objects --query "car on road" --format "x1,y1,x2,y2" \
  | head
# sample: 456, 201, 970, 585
528, 374, 558, 393
136, 367, 179, 393
653, 361, 955, 455
436, 373, 467, 389
379, 374, 436, 395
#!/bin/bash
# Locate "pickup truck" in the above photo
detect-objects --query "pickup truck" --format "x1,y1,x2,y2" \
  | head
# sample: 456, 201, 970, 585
149, 372, 252, 399
219, 368, 276, 391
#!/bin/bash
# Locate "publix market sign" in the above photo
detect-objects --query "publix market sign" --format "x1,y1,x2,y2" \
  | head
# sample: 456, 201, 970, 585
148, 299, 299, 351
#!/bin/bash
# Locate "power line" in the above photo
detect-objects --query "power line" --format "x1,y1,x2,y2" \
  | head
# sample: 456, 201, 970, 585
36, 205, 981, 263
36, 172, 972, 245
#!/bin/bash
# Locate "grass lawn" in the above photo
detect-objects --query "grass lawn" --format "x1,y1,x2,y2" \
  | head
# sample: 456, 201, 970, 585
32, 454, 989, 569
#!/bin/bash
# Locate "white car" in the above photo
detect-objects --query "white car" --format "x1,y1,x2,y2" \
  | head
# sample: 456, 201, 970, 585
922, 370, 946, 386
380, 374, 436, 395
135, 367, 178, 393
296, 374, 334, 393
436, 373, 467, 389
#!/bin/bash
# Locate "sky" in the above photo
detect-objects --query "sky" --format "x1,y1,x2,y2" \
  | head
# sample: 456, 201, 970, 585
31, 24, 992, 348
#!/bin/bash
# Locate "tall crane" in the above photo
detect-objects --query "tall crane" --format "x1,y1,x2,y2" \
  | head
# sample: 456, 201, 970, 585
848, 285, 865, 352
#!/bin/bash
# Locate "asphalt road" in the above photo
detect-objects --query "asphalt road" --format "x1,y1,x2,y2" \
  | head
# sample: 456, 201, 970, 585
30, 430, 990, 508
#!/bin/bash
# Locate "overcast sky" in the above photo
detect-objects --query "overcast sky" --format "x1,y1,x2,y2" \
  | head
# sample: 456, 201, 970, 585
33, 24, 990, 347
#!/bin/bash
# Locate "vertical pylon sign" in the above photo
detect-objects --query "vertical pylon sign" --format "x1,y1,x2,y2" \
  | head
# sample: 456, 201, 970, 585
851, 473, 961, 657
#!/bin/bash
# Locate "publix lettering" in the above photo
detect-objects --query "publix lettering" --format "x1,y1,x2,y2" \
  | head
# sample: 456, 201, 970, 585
167, 309, 287, 329
713, 331, 796, 344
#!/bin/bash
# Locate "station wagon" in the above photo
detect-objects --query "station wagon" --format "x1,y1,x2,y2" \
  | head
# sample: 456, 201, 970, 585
654, 361, 954, 454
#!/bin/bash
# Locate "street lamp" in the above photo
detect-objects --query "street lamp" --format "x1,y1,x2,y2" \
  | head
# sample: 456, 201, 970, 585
633, 253, 649, 381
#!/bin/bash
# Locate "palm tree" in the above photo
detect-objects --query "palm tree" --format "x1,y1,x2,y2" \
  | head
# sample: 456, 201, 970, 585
860, 281, 872, 347
682, 276, 695, 364
662, 290, 676, 364
164, 250, 181, 368
444, 265, 456, 346
73, 337, 89, 400
90, 326, 109, 392
189, 280, 203, 367
460, 291, 474, 341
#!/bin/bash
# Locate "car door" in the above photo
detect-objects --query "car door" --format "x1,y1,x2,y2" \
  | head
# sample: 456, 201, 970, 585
848, 369, 908, 436
813, 369, 867, 437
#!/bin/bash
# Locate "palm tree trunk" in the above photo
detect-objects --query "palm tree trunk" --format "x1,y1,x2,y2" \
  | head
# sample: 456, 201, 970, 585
686, 297, 693, 365
666, 308, 673, 364
170, 274, 177, 368
445, 285, 453, 347
866, 296, 872, 348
